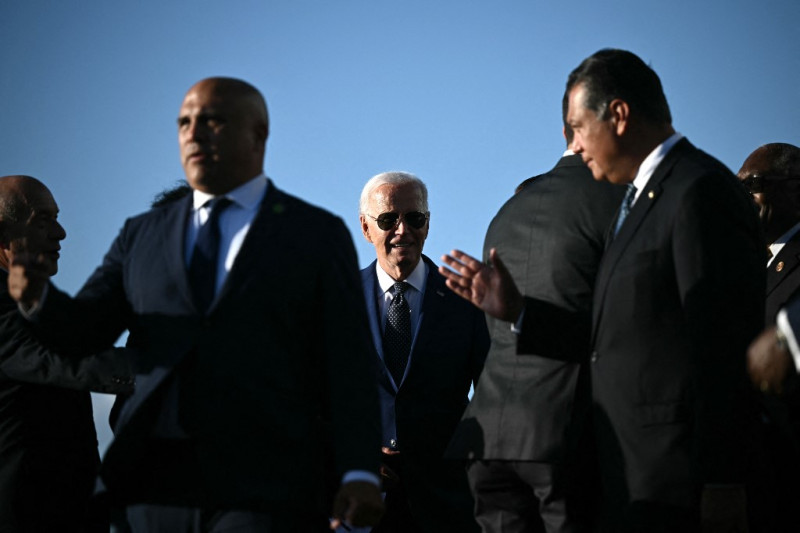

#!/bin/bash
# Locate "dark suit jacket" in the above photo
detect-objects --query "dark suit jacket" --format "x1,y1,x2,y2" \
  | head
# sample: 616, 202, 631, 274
0, 269, 132, 532
447, 154, 623, 463
587, 139, 764, 521
765, 231, 800, 324
34, 181, 381, 516
361, 255, 488, 531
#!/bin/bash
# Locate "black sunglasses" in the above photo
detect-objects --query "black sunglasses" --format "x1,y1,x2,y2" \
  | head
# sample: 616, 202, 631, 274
366, 211, 429, 231
741, 174, 800, 194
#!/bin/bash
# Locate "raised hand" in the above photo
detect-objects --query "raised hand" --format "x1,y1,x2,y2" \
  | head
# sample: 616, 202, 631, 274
439, 248, 523, 323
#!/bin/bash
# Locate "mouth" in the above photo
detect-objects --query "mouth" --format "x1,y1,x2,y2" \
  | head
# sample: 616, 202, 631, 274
185, 143, 212, 164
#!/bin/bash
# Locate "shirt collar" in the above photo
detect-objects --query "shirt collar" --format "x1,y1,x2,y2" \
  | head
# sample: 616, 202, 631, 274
376, 258, 427, 295
631, 132, 683, 204
192, 173, 268, 211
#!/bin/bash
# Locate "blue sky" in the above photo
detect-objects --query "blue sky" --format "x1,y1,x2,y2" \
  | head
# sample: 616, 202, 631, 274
2, 1, 798, 453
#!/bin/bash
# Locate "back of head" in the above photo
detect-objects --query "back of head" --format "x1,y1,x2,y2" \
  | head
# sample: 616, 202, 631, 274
566, 48, 672, 126
0, 175, 47, 232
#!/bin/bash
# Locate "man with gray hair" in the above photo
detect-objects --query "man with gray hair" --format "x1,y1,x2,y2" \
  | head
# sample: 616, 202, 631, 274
358, 171, 488, 532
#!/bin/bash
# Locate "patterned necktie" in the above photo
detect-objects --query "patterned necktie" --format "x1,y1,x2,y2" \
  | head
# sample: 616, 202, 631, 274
384, 281, 412, 386
188, 197, 231, 313
614, 183, 638, 236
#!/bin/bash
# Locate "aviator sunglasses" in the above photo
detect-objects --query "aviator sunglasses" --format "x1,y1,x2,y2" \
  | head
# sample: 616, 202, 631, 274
366, 211, 429, 231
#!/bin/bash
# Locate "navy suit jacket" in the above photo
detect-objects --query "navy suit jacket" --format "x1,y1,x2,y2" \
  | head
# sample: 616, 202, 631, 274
35, 181, 381, 514
361, 255, 488, 530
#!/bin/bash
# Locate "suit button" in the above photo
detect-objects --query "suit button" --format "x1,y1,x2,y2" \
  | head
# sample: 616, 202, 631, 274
389, 439, 398, 449
591, 351, 598, 363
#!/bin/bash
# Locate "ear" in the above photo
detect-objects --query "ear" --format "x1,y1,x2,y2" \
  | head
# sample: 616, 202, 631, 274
360, 215, 373, 243
607, 99, 630, 136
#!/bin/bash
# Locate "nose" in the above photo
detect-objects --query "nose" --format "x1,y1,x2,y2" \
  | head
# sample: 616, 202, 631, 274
52, 220, 66, 241
571, 134, 584, 154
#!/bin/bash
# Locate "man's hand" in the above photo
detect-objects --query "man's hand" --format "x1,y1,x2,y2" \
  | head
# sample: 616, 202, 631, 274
747, 326, 794, 394
439, 248, 523, 323
7, 242, 49, 309
330, 480, 384, 530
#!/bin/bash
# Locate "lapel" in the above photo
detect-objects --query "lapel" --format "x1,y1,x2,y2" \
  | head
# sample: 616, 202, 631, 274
362, 263, 385, 362
767, 232, 800, 295
164, 195, 195, 310
410, 255, 447, 358
592, 138, 688, 340
209, 180, 285, 312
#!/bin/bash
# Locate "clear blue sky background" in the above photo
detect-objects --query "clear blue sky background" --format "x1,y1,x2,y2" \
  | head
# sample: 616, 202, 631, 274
2, 1, 798, 453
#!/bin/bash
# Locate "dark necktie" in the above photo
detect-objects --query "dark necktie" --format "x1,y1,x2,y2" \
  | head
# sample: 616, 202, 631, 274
614, 183, 638, 236
188, 197, 231, 313
384, 281, 412, 385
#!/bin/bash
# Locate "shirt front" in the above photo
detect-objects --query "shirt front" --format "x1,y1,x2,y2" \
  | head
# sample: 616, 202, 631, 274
373, 259, 428, 452
185, 174, 268, 296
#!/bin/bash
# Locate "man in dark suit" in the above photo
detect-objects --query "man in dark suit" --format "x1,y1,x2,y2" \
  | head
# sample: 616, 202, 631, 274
441, 49, 764, 532
739, 144, 800, 531
9, 78, 383, 532
0, 175, 133, 532
444, 123, 622, 533
358, 172, 488, 532
737, 143, 800, 323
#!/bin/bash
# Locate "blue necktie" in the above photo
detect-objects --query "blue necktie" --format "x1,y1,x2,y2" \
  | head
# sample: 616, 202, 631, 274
188, 197, 231, 313
614, 184, 638, 236
384, 282, 412, 386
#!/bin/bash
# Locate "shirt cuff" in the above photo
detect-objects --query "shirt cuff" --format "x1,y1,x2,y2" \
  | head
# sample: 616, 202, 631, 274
342, 469, 380, 487
510, 307, 525, 334
776, 308, 800, 374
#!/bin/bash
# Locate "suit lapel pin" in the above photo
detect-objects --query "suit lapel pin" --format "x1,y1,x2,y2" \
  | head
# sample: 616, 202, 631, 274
648, 190, 655, 199
776, 261, 785, 272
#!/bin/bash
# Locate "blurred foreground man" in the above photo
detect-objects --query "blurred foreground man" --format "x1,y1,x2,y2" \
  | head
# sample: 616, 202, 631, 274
358, 172, 488, 532
441, 49, 764, 532
8, 79, 383, 532
0, 175, 132, 532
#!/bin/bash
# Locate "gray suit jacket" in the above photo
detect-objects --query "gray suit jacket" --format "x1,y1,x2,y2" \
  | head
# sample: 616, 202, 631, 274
447, 154, 623, 462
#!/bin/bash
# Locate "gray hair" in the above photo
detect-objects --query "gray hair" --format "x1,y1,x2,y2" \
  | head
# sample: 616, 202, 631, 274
359, 171, 429, 215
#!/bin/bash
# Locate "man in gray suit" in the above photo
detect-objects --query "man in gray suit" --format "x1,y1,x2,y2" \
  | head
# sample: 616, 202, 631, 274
444, 117, 622, 532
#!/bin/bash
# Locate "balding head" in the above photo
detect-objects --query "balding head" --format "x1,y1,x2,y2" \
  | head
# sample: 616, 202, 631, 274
178, 77, 269, 195
737, 143, 800, 242
0, 175, 66, 274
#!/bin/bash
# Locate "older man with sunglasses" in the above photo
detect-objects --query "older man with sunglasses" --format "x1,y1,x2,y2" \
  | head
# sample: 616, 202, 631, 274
357, 172, 489, 532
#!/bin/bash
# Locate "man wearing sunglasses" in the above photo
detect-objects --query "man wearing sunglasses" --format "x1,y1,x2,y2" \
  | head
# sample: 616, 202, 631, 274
358, 172, 489, 532
738, 143, 800, 322
737, 143, 800, 531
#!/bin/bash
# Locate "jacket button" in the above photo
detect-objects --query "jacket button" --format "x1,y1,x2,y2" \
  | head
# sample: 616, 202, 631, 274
389, 439, 398, 449
590, 351, 598, 363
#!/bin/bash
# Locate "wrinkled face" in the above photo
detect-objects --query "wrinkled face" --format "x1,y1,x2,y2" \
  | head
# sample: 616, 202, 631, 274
361, 182, 429, 280
4, 184, 66, 276
567, 83, 625, 184
178, 81, 263, 194
738, 148, 800, 239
